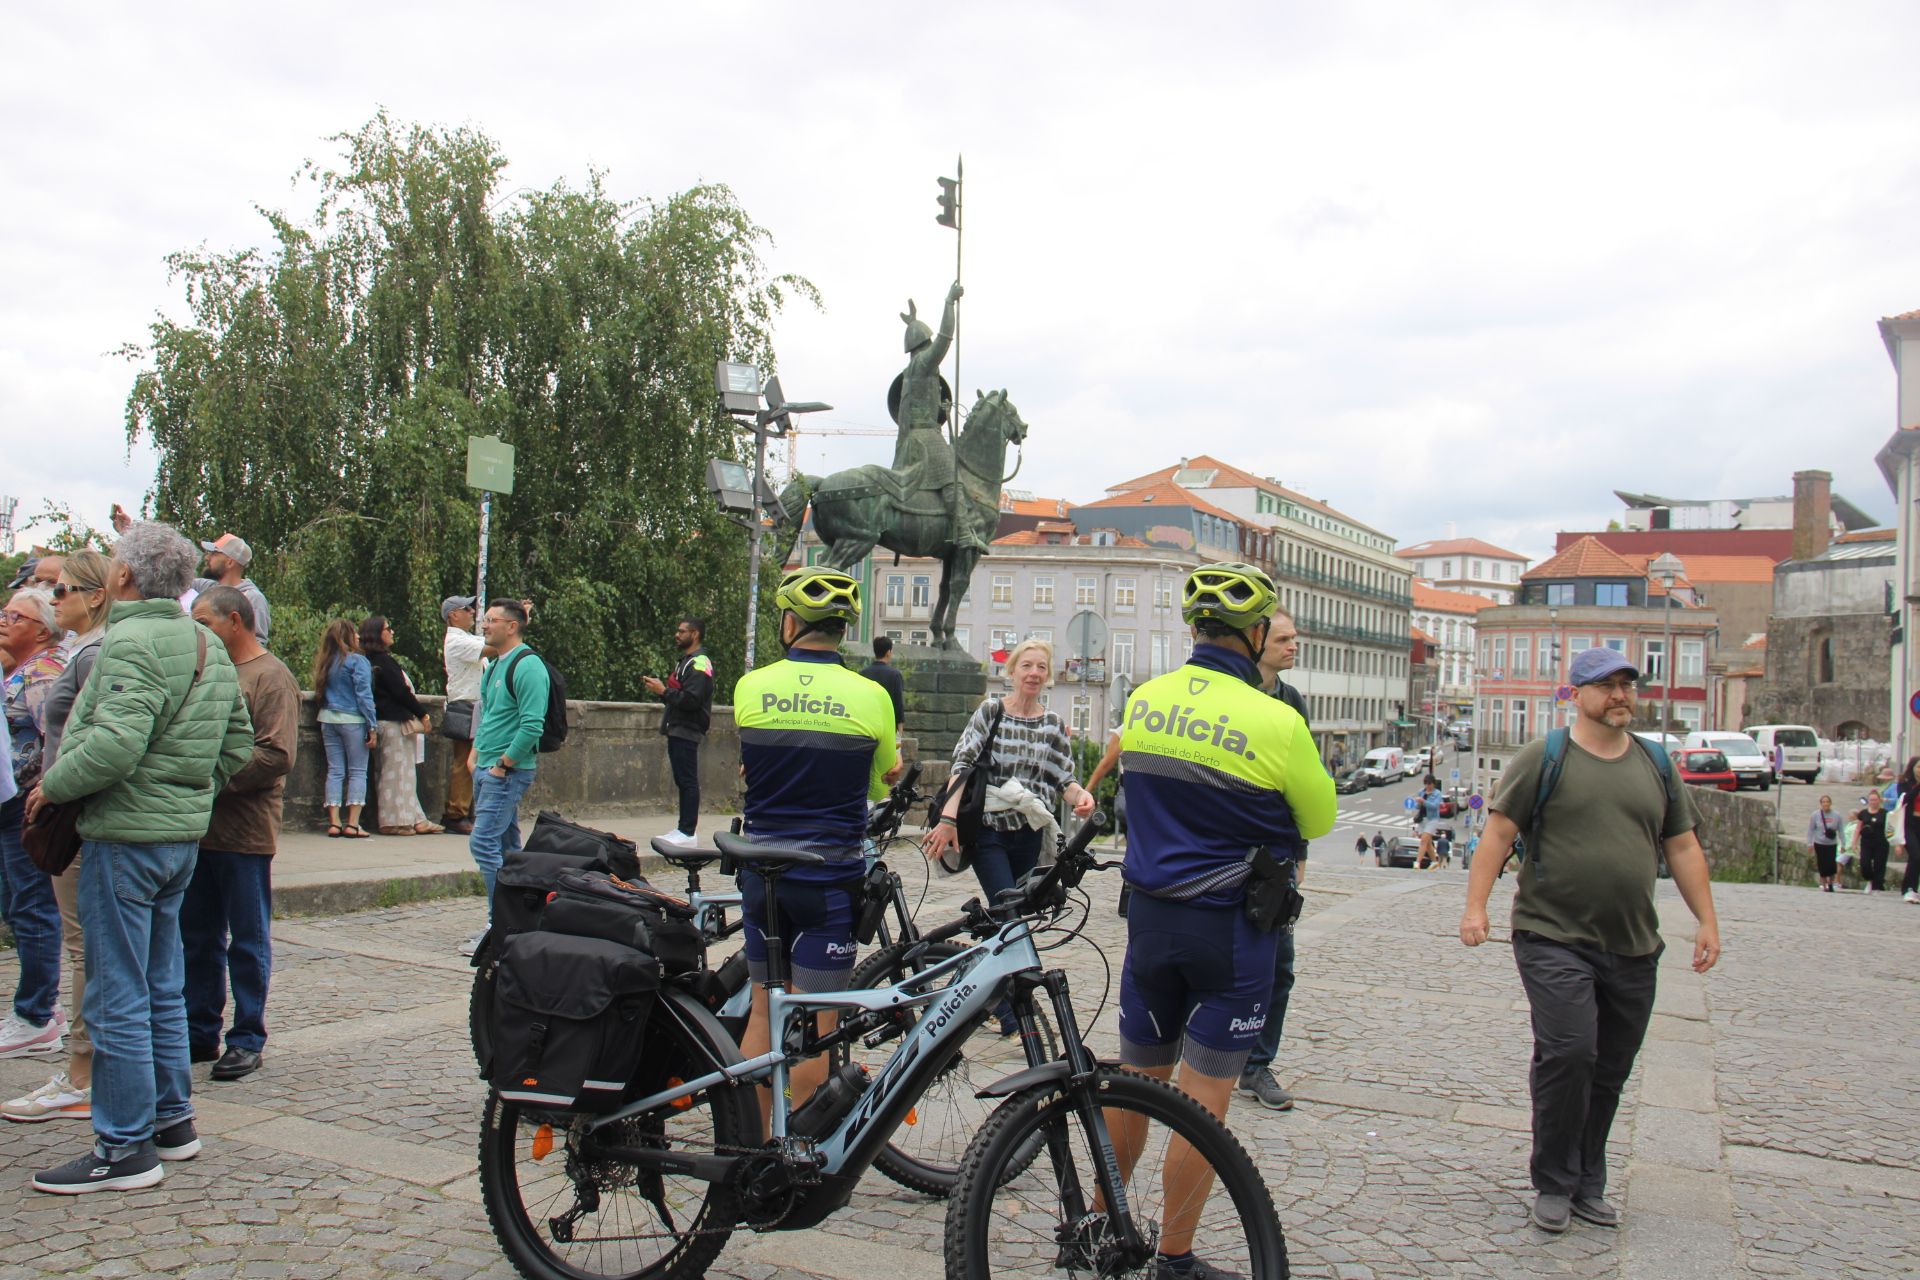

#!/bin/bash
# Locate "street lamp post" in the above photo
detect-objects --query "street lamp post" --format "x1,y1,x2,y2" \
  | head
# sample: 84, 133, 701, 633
1650, 553, 1684, 740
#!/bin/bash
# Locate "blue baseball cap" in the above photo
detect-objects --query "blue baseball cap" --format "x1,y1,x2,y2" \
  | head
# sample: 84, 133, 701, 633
1569, 647, 1639, 686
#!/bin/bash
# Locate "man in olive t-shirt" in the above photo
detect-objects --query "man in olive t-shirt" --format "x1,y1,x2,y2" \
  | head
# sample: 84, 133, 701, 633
1460, 647, 1722, 1236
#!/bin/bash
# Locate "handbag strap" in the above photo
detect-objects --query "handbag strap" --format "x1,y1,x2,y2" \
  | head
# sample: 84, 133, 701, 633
153, 631, 209, 746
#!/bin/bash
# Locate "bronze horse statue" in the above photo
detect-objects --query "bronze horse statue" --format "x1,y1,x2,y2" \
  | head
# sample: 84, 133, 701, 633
778, 389, 1027, 649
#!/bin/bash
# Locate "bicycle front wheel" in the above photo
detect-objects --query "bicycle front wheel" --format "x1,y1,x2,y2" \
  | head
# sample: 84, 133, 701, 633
945, 1066, 1286, 1278
479, 995, 758, 1280
850, 938, 1058, 1197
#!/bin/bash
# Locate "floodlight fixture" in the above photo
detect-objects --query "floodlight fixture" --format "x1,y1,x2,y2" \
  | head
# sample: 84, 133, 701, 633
716, 361, 762, 415
705, 457, 755, 518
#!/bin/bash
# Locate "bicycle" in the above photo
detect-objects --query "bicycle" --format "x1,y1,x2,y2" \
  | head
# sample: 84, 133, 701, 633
479, 810, 1286, 1279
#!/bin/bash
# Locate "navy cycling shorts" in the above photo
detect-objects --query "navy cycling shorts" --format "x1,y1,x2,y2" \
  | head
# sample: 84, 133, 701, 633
1116, 892, 1281, 1079
738, 871, 860, 991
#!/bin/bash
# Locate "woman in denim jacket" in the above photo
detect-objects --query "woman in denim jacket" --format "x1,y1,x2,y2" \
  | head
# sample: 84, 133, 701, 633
311, 619, 376, 837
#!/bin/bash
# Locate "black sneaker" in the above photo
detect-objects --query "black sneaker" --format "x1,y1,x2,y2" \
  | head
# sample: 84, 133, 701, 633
155, 1117, 202, 1161
1151, 1255, 1243, 1279
31, 1146, 163, 1194
1236, 1068, 1295, 1111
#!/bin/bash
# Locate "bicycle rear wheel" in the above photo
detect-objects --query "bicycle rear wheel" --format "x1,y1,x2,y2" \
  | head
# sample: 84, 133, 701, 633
479, 995, 757, 1280
945, 1066, 1286, 1278
849, 939, 1057, 1197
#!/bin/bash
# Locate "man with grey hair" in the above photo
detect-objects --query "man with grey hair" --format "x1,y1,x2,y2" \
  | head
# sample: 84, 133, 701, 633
25, 521, 252, 1194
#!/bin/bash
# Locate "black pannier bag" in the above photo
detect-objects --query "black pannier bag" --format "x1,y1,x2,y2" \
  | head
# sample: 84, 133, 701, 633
524, 811, 641, 880
492, 849, 608, 941
545, 869, 704, 975
485, 932, 661, 1110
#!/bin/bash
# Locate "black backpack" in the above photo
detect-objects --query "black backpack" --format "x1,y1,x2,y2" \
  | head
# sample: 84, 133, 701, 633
504, 647, 569, 752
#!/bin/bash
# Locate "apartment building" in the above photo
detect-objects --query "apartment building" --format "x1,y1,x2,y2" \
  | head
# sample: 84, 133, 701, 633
1411, 581, 1495, 724
1395, 537, 1530, 604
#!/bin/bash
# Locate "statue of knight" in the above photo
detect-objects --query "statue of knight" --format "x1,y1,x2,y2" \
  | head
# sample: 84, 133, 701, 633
891, 281, 987, 552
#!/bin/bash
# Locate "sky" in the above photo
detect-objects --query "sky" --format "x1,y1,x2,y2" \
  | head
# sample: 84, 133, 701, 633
5, 0, 1919, 566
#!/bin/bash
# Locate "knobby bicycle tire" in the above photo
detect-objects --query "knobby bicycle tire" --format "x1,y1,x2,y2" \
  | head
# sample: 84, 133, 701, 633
848, 938, 1058, 1198
479, 996, 757, 1280
944, 1066, 1287, 1278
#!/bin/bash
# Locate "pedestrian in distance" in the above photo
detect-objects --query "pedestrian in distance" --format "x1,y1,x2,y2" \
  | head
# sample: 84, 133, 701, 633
311, 619, 376, 838
644, 617, 713, 848
1807, 794, 1841, 893
1459, 647, 1721, 1235
26, 520, 253, 1194
1239, 603, 1309, 1111
463, 599, 551, 956
1896, 759, 1920, 903
359, 615, 441, 836
439, 596, 482, 834
1853, 790, 1892, 894
183, 586, 300, 1083
1354, 835, 1369, 858
1371, 831, 1385, 863
3, 551, 112, 1120
0, 585, 68, 1060
858, 633, 907, 735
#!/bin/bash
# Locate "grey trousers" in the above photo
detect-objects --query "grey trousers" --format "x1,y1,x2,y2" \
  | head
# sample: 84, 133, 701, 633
1512, 931, 1661, 1198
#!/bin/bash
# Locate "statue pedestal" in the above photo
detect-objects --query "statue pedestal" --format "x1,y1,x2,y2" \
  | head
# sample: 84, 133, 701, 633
891, 645, 987, 792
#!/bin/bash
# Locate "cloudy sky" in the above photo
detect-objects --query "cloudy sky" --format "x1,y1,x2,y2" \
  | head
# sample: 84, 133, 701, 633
6, 1, 1918, 563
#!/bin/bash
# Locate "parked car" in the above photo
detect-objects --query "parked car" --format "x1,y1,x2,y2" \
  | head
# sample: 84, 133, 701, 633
1378, 835, 1421, 869
1683, 731, 1771, 789
1743, 724, 1820, 784
1669, 748, 1737, 791
1334, 768, 1371, 795
1350, 766, 1391, 789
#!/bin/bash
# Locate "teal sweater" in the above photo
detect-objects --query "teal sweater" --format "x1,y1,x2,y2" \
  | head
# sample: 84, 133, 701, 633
475, 644, 550, 769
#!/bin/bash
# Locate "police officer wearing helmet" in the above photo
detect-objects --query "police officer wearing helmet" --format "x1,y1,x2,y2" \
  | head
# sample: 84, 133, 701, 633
1113, 562, 1336, 1279
733, 567, 900, 1130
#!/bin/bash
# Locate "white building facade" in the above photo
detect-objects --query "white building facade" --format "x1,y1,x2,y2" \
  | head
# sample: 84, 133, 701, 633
1394, 537, 1530, 605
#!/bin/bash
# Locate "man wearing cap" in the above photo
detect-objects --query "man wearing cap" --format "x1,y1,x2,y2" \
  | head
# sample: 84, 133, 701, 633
192, 535, 270, 645
439, 597, 483, 835
1459, 647, 1721, 1235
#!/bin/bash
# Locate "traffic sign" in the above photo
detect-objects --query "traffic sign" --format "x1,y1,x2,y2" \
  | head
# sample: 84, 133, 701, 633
1403, 797, 1419, 811
1468, 794, 1483, 810
1066, 610, 1108, 660
1450, 769, 1460, 782
1909, 688, 1920, 719
466, 436, 515, 494
1556, 685, 1575, 701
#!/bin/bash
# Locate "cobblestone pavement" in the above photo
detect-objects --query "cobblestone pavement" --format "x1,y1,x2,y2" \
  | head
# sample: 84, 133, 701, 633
2, 856, 1918, 1279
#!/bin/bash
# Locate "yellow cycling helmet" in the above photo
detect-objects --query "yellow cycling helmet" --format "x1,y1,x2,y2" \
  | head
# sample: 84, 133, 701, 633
1181, 562, 1278, 628
775, 566, 862, 624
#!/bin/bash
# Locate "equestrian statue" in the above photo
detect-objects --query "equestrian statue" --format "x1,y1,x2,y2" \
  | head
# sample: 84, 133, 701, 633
776, 285, 1026, 650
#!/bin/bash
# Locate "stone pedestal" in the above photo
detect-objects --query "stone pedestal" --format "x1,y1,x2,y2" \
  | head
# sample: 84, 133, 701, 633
891, 644, 987, 791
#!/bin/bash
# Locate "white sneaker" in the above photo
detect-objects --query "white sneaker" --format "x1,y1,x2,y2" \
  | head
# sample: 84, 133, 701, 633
657, 829, 697, 848
2, 1072, 90, 1123
0, 1010, 65, 1058
459, 929, 489, 958
1905, 890, 1919, 904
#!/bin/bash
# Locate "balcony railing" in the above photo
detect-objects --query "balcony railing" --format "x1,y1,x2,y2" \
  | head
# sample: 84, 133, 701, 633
1276, 564, 1413, 608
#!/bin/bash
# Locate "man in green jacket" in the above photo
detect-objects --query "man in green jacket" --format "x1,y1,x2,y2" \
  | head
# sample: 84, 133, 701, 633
24, 522, 252, 1195
462, 599, 549, 956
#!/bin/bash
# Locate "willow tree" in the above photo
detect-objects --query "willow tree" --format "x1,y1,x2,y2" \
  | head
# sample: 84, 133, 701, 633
125, 111, 815, 698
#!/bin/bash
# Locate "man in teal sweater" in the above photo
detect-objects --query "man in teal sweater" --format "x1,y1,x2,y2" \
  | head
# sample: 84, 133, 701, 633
464, 599, 549, 954
26, 522, 252, 1195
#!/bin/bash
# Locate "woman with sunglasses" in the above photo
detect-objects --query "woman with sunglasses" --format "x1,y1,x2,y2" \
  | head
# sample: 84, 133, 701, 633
358, 616, 440, 836
0, 585, 68, 1059
1, 551, 110, 1120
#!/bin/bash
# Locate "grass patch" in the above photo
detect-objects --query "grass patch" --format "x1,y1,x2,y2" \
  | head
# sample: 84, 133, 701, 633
372, 871, 485, 909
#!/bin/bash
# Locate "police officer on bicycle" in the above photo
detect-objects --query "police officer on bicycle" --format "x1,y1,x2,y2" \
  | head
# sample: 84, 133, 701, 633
1114, 562, 1336, 1278
734, 567, 900, 1129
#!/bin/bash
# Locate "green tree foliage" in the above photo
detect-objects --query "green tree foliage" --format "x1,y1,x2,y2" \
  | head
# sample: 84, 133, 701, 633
124, 111, 815, 698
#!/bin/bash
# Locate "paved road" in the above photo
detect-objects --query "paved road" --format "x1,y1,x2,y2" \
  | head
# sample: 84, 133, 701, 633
2, 851, 1916, 1278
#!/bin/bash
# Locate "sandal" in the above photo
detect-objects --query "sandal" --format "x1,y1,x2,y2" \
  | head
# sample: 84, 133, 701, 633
326, 824, 343, 839
379, 825, 415, 837
412, 821, 444, 835
340, 825, 371, 839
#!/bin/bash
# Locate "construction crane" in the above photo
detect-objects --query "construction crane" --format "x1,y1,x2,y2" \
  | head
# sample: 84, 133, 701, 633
778, 422, 896, 485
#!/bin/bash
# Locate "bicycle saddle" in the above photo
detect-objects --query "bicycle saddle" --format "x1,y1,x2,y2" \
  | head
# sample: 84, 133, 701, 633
648, 838, 722, 870
712, 831, 827, 869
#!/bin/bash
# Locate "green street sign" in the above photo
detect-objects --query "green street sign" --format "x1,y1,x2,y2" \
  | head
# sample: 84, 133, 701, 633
467, 436, 515, 494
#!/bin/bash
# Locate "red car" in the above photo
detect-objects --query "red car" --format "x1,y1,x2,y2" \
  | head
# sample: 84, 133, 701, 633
1670, 748, 1737, 791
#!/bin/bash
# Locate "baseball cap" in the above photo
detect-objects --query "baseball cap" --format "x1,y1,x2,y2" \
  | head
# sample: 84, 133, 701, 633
1568, 647, 1639, 686
199, 533, 253, 567
441, 595, 477, 620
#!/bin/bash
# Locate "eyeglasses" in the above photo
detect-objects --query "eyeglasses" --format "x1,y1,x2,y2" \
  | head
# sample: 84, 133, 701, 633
1, 610, 39, 626
51, 583, 101, 599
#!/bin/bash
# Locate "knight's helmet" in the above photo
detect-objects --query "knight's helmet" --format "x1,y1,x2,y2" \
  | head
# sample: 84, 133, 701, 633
901, 300, 933, 353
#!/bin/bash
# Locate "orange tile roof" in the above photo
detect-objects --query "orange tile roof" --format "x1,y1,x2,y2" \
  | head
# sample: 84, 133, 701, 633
1522, 536, 1646, 580
1413, 581, 1497, 613
1105, 455, 1385, 536
1412, 626, 1437, 644
1619, 552, 1777, 585
1078, 480, 1245, 524
1743, 634, 1768, 648
1396, 537, 1529, 562
1001, 493, 1072, 518
1836, 527, 1896, 543
991, 529, 1151, 549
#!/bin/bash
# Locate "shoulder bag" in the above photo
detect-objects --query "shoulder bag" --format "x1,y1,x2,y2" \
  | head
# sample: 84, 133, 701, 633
937, 699, 1006, 874
25, 632, 206, 876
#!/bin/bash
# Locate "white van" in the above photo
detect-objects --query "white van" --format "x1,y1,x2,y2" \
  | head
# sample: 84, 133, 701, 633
1743, 725, 1820, 784
1363, 746, 1408, 779
1684, 731, 1771, 790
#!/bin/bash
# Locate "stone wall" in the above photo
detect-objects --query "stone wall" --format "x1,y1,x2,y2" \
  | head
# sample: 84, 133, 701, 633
890, 645, 987, 791
1688, 786, 1807, 884
285, 695, 743, 832
1749, 612, 1889, 739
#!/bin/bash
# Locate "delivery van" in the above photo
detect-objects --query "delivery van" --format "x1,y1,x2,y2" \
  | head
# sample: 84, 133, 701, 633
1742, 724, 1820, 785
1362, 746, 1410, 779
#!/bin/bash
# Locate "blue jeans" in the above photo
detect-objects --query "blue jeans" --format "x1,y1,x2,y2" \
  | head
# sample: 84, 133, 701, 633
971, 823, 1045, 906
0, 794, 62, 1025
79, 839, 198, 1158
470, 766, 536, 906
320, 720, 370, 807
180, 848, 273, 1053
